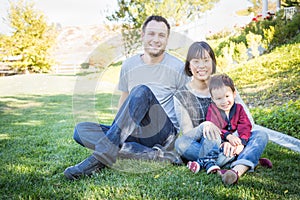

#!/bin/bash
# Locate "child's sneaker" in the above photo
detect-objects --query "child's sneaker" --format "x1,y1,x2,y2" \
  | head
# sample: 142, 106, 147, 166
205, 161, 220, 174
187, 161, 201, 173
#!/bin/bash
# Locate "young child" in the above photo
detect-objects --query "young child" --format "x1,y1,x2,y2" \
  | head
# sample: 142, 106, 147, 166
187, 73, 252, 174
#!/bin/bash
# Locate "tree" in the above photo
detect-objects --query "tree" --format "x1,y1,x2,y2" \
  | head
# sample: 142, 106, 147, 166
0, 0, 57, 73
106, 0, 219, 56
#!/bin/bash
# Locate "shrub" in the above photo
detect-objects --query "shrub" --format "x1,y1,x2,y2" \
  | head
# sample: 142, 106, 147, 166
246, 32, 262, 58
252, 100, 300, 139
233, 42, 248, 63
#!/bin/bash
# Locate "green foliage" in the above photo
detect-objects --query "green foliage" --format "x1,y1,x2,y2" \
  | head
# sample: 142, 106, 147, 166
252, 100, 300, 138
244, 11, 300, 50
212, 10, 299, 67
282, 0, 300, 7
233, 42, 248, 63
228, 42, 299, 103
80, 62, 90, 69
0, 0, 57, 73
246, 32, 262, 58
263, 25, 275, 49
106, 0, 220, 56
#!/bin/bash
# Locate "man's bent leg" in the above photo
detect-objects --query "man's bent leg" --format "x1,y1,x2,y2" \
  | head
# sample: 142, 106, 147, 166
93, 85, 177, 166
64, 122, 108, 180
94, 85, 173, 165
73, 122, 110, 149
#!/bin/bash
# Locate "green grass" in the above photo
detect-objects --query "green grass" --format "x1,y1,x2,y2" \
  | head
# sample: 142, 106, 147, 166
0, 92, 299, 199
0, 37, 299, 200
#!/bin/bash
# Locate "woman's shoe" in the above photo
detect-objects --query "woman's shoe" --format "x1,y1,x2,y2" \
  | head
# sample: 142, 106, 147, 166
259, 158, 273, 168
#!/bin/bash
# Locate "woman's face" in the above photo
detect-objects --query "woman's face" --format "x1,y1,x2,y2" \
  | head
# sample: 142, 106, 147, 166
189, 50, 213, 81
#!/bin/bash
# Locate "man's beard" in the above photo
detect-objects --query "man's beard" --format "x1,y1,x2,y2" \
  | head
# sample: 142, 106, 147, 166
148, 49, 165, 57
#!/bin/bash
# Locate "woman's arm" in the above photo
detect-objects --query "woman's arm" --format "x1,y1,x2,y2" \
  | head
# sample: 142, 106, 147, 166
174, 96, 194, 135
174, 96, 221, 141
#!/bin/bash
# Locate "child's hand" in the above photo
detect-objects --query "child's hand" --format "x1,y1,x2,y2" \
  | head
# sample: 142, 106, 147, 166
234, 144, 244, 155
226, 134, 242, 146
221, 142, 236, 157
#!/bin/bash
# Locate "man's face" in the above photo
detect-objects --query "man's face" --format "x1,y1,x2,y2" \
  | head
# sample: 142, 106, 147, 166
142, 20, 169, 57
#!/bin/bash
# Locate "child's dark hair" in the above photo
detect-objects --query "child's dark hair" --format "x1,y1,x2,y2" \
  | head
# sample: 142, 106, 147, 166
209, 74, 235, 95
142, 15, 170, 35
184, 41, 217, 76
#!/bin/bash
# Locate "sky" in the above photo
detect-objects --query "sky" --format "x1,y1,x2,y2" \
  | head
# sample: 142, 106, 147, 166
0, 0, 256, 35
0, 0, 118, 34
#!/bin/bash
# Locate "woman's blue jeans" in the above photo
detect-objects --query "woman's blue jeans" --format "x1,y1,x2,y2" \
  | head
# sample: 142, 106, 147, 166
73, 85, 177, 165
175, 129, 268, 171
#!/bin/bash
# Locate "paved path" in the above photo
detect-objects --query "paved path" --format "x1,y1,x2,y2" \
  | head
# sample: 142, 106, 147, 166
0, 72, 118, 96
0, 74, 77, 96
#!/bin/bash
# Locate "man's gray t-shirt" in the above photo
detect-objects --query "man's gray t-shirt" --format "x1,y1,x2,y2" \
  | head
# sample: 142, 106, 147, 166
118, 52, 189, 131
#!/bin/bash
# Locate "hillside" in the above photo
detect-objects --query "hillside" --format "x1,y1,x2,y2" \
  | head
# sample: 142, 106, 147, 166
51, 25, 117, 73
224, 41, 300, 139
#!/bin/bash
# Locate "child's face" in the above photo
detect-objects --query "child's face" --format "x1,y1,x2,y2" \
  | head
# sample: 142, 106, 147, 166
211, 86, 236, 113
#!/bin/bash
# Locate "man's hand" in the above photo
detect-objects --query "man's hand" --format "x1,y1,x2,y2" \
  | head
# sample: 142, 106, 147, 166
202, 121, 221, 141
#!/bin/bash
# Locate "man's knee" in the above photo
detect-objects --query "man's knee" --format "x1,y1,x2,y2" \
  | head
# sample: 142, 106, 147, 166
73, 122, 95, 146
131, 85, 153, 98
73, 122, 85, 146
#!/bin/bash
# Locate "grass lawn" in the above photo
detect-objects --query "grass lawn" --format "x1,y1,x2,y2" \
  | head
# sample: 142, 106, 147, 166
0, 93, 299, 199
0, 38, 299, 200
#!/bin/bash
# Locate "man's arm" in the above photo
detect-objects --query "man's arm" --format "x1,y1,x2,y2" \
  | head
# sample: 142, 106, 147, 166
118, 91, 129, 110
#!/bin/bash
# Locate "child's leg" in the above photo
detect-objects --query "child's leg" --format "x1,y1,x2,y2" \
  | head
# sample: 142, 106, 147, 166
216, 151, 236, 168
187, 160, 201, 173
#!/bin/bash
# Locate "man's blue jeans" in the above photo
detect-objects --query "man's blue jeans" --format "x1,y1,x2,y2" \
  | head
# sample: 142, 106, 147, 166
175, 128, 268, 171
73, 85, 177, 165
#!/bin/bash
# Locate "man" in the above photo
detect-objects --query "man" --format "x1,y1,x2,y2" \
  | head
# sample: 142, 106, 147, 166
64, 15, 189, 180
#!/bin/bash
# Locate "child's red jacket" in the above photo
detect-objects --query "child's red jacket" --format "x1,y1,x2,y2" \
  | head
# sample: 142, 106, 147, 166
206, 103, 252, 145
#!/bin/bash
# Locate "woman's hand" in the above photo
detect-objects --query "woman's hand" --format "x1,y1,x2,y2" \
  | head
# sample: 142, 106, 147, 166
202, 121, 221, 141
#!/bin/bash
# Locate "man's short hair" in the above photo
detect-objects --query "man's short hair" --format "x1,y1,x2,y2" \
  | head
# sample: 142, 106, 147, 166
142, 15, 170, 35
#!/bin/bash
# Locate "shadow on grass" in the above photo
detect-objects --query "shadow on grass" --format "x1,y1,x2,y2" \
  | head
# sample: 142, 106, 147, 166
0, 94, 299, 199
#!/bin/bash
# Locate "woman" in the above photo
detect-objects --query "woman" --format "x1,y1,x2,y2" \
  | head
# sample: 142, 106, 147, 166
174, 41, 271, 185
